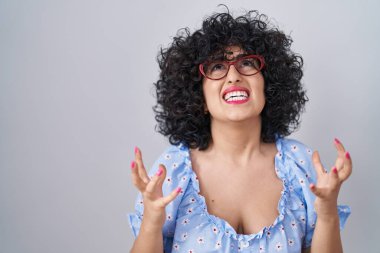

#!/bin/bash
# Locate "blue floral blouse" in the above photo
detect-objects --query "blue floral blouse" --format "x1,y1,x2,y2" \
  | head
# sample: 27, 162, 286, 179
128, 138, 351, 252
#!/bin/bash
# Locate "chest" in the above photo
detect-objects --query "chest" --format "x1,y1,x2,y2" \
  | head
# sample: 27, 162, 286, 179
191, 156, 283, 235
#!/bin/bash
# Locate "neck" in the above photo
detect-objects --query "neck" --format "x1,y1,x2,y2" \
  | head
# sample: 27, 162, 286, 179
207, 117, 264, 164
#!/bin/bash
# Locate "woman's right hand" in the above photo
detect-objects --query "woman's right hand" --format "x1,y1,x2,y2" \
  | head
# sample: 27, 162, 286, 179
131, 147, 181, 229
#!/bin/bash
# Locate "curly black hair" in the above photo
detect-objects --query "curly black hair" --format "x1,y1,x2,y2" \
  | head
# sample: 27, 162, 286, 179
153, 9, 308, 150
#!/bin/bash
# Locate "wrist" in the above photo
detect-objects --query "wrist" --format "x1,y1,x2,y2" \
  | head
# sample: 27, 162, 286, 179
317, 211, 340, 224
140, 218, 163, 234
315, 199, 338, 218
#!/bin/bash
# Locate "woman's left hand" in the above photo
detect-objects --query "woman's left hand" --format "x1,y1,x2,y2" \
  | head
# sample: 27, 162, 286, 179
309, 138, 352, 219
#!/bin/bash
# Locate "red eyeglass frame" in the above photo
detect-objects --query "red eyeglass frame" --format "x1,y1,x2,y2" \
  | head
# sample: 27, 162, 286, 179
199, 54, 265, 80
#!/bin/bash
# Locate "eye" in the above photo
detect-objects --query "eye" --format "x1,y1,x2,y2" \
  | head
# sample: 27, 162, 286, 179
208, 62, 226, 73
239, 58, 258, 69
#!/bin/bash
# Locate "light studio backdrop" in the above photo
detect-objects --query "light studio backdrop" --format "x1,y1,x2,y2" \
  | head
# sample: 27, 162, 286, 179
1, 0, 379, 252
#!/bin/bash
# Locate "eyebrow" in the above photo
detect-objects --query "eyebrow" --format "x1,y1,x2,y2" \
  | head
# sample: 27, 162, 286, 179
208, 53, 249, 62
225, 53, 249, 61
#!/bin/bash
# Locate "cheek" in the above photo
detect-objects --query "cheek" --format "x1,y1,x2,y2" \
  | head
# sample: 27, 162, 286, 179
253, 77, 266, 108
201, 82, 212, 109
260, 87, 266, 107
202, 81, 220, 101
258, 75, 265, 94
201, 81, 207, 98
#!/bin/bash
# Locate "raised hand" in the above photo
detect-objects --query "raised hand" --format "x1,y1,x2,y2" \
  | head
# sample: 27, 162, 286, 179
131, 147, 181, 228
309, 138, 352, 218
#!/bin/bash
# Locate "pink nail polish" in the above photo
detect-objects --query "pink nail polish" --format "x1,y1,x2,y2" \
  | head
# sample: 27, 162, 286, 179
176, 187, 182, 193
156, 168, 163, 176
130, 161, 135, 169
134, 146, 138, 154
346, 151, 351, 159
334, 138, 341, 144
333, 167, 338, 174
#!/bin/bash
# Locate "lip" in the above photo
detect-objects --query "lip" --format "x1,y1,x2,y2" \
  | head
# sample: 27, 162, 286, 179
222, 85, 250, 104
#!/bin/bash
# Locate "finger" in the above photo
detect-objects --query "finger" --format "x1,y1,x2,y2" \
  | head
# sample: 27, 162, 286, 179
334, 138, 346, 152
335, 155, 345, 171
329, 166, 341, 188
134, 147, 150, 183
334, 138, 346, 170
155, 164, 167, 189
130, 161, 147, 192
145, 166, 165, 194
312, 151, 326, 177
309, 183, 327, 198
340, 151, 353, 181
159, 187, 182, 207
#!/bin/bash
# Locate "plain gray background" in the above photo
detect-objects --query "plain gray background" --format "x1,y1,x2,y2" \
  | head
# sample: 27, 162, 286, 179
1, 0, 379, 252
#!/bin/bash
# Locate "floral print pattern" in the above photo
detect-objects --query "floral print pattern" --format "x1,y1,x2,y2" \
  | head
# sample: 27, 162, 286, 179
128, 138, 351, 252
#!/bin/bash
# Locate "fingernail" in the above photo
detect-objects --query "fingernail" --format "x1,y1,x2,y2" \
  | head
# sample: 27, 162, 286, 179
334, 138, 341, 144
176, 187, 182, 193
130, 161, 135, 169
310, 183, 315, 189
345, 151, 351, 160
156, 167, 163, 176
134, 146, 139, 154
333, 167, 338, 174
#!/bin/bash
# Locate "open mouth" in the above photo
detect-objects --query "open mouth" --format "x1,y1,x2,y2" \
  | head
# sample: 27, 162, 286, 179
222, 86, 250, 104
223, 90, 249, 102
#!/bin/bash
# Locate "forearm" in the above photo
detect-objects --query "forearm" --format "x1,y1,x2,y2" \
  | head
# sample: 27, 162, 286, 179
310, 212, 343, 253
130, 221, 164, 253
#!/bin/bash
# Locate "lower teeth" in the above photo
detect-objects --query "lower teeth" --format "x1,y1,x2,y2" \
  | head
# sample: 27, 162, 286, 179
227, 96, 246, 101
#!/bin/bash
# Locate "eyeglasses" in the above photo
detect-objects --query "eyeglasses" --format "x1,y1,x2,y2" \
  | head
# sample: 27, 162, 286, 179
199, 55, 265, 80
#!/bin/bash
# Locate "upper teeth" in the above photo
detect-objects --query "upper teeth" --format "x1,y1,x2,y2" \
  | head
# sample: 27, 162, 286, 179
224, 91, 248, 101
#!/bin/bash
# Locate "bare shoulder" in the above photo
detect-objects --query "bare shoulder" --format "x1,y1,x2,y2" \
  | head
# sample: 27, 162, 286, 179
261, 141, 278, 156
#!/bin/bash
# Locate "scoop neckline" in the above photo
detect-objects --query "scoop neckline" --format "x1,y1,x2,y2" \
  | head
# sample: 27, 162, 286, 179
179, 137, 289, 242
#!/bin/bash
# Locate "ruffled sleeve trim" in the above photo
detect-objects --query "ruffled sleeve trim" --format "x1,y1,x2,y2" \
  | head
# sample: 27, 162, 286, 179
127, 212, 142, 238
301, 204, 351, 249
337, 205, 351, 230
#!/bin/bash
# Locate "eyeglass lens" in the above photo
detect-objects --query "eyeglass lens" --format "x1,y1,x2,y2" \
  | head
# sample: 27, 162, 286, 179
203, 56, 262, 79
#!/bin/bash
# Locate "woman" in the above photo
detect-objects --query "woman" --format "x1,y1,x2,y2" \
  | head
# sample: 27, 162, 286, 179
128, 10, 352, 253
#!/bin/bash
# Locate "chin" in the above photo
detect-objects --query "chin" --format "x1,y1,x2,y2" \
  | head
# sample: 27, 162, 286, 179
225, 113, 260, 123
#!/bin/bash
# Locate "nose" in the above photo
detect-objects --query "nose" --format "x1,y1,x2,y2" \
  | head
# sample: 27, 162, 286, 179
226, 64, 241, 83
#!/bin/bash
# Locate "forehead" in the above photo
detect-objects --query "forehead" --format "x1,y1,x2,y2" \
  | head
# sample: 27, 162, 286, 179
224, 46, 245, 59
209, 46, 246, 61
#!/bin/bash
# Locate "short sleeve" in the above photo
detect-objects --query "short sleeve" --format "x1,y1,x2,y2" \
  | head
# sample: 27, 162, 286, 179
127, 145, 190, 252
283, 139, 351, 249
